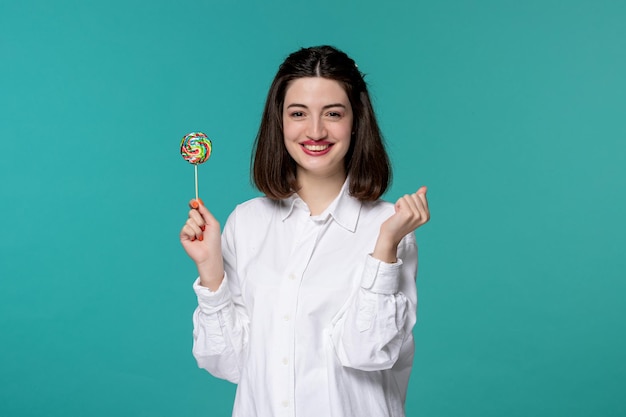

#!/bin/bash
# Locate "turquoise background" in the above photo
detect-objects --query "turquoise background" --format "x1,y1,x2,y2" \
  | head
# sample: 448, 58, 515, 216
1, 0, 625, 416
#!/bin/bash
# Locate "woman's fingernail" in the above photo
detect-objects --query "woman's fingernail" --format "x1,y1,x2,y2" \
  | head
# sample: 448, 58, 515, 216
200, 225, 206, 231
190, 200, 199, 209
198, 234, 204, 241
198, 198, 204, 206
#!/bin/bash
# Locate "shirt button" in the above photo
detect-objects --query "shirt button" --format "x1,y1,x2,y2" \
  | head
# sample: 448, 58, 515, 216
288, 273, 296, 280
282, 400, 289, 408
282, 357, 289, 365
283, 314, 290, 321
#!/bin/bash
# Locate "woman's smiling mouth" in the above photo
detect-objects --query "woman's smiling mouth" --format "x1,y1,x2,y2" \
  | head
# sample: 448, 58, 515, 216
301, 142, 333, 155
303, 143, 331, 151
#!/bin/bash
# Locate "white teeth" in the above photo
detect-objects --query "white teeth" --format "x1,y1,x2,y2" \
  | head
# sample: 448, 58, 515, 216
303, 144, 329, 151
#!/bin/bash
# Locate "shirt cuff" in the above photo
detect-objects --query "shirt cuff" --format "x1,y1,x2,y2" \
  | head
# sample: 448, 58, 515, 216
360, 254, 403, 294
193, 274, 232, 314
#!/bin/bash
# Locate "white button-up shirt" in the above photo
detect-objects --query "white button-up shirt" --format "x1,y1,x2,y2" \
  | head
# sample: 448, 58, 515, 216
192, 182, 418, 417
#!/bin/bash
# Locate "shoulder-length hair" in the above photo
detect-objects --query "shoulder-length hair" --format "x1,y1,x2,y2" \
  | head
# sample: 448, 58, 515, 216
252, 45, 391, 201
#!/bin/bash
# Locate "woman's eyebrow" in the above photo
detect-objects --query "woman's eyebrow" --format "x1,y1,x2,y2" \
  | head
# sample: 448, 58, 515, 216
286, 103, 347, 109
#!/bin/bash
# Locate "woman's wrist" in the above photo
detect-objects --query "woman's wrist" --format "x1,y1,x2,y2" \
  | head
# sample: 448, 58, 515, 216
197, 259, 225, 291
372, 234, 400, 263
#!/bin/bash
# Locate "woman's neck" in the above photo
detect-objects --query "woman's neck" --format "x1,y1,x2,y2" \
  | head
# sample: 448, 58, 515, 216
295, 170, 346, 216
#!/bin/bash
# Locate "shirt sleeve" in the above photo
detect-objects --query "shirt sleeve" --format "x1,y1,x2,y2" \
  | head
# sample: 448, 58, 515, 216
330, 233, 418, 372
191, 209, 249, 384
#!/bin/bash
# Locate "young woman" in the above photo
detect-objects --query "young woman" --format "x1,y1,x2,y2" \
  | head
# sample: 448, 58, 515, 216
180, 45, 430, 417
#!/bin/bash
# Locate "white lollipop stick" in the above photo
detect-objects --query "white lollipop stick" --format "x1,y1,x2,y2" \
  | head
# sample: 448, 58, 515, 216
195, 164, 199, 202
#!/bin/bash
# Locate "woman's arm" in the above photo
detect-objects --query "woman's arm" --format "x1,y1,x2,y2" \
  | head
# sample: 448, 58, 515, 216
182, 201, 250, 383
180, 199, 225, 291
330, 188, 429, 371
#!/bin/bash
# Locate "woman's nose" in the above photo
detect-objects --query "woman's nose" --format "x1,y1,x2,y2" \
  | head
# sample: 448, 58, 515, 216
306, 119, 328, 140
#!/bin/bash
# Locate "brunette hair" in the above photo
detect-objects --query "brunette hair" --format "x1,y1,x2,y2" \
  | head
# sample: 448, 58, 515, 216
252, 45, 391, 201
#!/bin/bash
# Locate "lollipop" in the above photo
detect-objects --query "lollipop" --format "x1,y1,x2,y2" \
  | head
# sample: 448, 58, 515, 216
180, 132, 213, 201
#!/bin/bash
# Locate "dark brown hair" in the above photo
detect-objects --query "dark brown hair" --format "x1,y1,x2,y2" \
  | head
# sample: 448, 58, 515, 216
252, 45, 391, 201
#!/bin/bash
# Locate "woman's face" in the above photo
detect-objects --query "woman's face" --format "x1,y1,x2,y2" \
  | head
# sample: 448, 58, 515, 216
282, 77, 353, 180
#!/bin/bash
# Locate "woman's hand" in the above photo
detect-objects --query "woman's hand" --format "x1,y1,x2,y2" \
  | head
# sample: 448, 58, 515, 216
372, 186, 430, 263
180, 199, 225, 291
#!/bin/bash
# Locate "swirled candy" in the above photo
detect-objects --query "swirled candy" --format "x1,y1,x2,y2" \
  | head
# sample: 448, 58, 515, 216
180, 132, 212, 164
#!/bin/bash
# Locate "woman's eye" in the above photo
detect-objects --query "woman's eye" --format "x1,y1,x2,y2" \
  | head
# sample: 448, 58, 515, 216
327, 111, 341, 118
291, 111, 304, 118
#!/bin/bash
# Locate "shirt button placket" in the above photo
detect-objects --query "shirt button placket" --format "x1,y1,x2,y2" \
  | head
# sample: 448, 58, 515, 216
280, 268, 298, 416
279, 213, 319, 416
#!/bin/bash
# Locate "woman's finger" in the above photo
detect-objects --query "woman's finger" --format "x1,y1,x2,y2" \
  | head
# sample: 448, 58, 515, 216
410, 193, 429, 225
188, 198, 205, 209
196, 203, 219, 227
180, 224, 198, 242
403, 193, 424, 219
188, 209, 206, 231
184, 218, 203, 238
416, 188, 429, 212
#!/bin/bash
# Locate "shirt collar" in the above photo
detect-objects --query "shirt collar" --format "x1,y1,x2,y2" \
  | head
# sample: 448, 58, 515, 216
279, 192, 301, 221
279, 179, 362, 233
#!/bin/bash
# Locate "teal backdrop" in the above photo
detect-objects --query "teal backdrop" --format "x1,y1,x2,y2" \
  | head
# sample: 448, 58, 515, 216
1, 0, 625, 416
